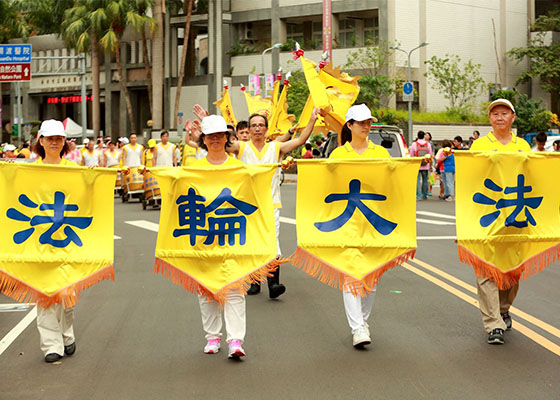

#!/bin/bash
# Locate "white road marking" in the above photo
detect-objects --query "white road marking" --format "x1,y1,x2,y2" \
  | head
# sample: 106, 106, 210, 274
417, 236, 456, 240
125, 220, 159, 232
114, 235, 121, 240
416, 218, 455, 226
0, 303, 33, 312
0, 306, 37, 356
417, 211, 456, 220
279, 216, 296, 225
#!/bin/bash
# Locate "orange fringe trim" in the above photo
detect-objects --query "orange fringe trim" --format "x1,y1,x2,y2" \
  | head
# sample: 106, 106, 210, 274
153, 257, 285, 304
0, 264, 114, 309
458, 244, 560, 290
290, 247, 416, 296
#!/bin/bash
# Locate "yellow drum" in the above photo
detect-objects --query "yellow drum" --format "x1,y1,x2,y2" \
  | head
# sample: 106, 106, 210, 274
143, 171, 161, 200
124, 167, 143, 193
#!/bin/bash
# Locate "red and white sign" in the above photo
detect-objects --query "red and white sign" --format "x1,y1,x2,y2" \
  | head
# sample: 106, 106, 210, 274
0, 63, 30, 82
323, 0, 332, 63
46, 95, 93, 104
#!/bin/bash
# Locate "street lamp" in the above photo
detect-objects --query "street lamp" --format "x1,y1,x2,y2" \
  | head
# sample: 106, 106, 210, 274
261, 43, 283, 96
390, 41, 429, 145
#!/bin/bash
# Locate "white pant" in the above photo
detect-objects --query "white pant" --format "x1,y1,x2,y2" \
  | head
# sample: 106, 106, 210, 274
36, 304, 75, 356
343, 282, 376, 335
274, 208, 281, 257
198, 290, 246, 343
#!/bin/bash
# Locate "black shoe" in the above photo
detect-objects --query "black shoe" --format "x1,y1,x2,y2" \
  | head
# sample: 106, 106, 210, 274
45, 353, 63, 363
64, 342, 76, 356
269, 284, 286, 299
488, 328, 505, 345
501, 312, 512, 331
247, 283, 260, 295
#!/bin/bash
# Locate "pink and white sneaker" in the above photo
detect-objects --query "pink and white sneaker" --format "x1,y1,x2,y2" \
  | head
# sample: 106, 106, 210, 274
227, 339, 246, 359
204, 338, 221, 354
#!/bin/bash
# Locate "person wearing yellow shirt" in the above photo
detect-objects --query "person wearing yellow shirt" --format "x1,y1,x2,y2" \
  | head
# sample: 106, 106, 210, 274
144, 139, 157, 167
469, 99, 530, 345
329, 104, 390, 349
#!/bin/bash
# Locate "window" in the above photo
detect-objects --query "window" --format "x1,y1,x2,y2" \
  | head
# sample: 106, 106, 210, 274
364, 17, 379, 45
311, 21, 323, 50
339, 19, 357, 48
287, 23, 304, 44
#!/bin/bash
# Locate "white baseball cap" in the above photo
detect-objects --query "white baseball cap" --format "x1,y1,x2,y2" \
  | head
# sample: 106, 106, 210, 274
345, 104, 378, 123
118, 137, 129, 144
83, 138, 90, 144
488, 98, 515, 114
201, 115, 228, 135
38, 119, 66, 137
3, 144, 16, 152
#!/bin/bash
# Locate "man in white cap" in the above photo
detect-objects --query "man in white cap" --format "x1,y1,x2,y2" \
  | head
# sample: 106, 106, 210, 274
470, 98, 530, 345
2, 143, 17, 158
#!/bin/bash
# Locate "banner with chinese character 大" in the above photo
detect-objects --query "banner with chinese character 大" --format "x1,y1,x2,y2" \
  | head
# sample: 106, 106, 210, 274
455, 152, 560, 289
151, 165, 277, 303
291, 159, 421, 295
0, 162, 116, 308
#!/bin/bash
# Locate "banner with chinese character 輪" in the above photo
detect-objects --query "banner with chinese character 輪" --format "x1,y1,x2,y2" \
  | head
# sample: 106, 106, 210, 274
291, 159, 420, 295
455, 152, 560, 289
0, 162, 116, 308
151, 165, 277, 303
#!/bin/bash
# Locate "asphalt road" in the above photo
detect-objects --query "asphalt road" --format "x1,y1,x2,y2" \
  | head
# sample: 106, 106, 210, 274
1, 182, 559, 400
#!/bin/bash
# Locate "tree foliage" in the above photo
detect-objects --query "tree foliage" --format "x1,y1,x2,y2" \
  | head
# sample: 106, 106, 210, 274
0, 0, 31, 42
286, 69, 309, 119
424, 54, 485, 112
491, 89, 552, 134
507, 6, 560, 111
18, 0, 74, 35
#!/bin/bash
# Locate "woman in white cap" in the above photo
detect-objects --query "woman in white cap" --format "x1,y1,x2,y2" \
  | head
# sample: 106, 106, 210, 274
330, 104, 390, 349
192, 115, 248, 359
32, 119, 78, 363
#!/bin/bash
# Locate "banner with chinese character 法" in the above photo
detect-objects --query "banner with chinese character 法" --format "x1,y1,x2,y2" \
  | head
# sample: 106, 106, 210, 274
455, 152, 560, 289
0, 162, 116, 308
151, 165, 277, 303
291, 159, 420, 295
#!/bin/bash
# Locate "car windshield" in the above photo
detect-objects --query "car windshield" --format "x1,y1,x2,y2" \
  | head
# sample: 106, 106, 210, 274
369, 130, 402, 157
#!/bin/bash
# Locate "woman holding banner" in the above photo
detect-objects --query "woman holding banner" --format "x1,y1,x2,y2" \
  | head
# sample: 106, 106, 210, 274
330, 104, 390, 349
32, 119, 78, 363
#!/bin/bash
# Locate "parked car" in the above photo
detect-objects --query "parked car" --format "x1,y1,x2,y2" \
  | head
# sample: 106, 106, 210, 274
322, 125, 409, 158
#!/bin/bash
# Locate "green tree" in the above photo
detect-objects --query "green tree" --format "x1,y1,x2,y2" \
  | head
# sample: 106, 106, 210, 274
491, 89, 552, 134
507, 6, 560, 113
286, 70, 309, 119
344, 40, 399, 108
424, 54, 485, 112
18, 0, 73, 35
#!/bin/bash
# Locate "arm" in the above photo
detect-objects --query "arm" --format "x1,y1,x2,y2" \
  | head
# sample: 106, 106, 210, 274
152, 148, 157, 166
279, 108, 319, 157
184, 119, 201, 148
275, 127, 295, 143
193, 104, 209, 121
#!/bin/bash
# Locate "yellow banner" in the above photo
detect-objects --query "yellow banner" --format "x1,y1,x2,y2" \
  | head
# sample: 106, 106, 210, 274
151, 165, 277, 303
243, 90, 273, 118
455, 152, 560, 288
0, 162, 116, 308
267, 82, 295, 138
291, 159, 420, 295
214, 87, 238, 127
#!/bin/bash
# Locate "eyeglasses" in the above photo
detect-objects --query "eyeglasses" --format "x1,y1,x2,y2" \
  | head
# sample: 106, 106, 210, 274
250, 123, 266, 129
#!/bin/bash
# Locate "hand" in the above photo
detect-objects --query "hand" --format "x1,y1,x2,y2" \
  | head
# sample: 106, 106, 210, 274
193, 104, 209, 121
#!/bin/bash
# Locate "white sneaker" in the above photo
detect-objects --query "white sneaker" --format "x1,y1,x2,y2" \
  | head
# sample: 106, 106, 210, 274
227, 339, 246, 359
352, 329, 371, 348
204, 338, 221, 354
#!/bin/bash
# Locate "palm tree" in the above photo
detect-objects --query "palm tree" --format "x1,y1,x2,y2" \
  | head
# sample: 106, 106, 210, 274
173, 0, 194, 129
128, 0, 155, 117
151, 0, 163, 130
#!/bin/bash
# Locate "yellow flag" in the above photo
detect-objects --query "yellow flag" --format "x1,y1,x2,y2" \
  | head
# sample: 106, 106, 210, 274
455, 152, 560, 289
151, 165, 278, 303
271, 79, 281, 106
267, 81, 296, 138
243, 89, 273, 118
291, 159, 421, 295
0, 162, 116, 308
214, 87, 238, 126
299, 56, 330, 109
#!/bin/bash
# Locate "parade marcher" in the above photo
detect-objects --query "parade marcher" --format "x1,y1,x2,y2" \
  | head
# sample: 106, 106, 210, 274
121, 133, 144, 168
329, 104, 390, 348
194, 115, 248, 359
182, 120, 207, 165
32, 119, 78, 362
2, 144, 16, 158
470, 98, 531, 345
236, 121, 250, 142
65, 139, 82, 164
144, 139, 157, 167
155, 130, 177, 167
81, 138, 102, 167
409, 131, 433, 200
104, 140, 120, 168
226, 110, 320, 297
19, 142, 31, 158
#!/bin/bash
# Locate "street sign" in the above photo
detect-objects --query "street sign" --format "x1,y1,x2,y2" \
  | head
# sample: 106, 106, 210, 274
177, 112, 183, 127
403, 81, 414, 102
0, 44, 32, 82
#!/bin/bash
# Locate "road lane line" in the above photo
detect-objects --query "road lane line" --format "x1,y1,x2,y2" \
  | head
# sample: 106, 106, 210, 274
114, 235, 121, 240
0, 304, 33, 312
0, 306, 37, 356
416, 218, 455, 226
401, 263, 560, 357
279, 216, 296, 225
410, 258, 560, 341
125, 220, 159, 232
417, 211, 456, 220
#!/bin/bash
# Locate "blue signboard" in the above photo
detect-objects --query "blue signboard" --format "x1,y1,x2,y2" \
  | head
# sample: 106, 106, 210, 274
0, 45, 32, 64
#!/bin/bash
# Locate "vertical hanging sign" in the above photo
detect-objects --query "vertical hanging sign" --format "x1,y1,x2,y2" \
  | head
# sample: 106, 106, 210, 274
322, 0, 332, 62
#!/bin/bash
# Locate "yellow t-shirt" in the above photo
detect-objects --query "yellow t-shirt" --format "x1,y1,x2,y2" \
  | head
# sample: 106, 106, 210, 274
35, 158, 77, 166
19, 148, 30, 158
144, 149, 155, 167
182, 145, 198, 166
470, 132, 531, 152
329, 140, 390, 159
193, 156, 244, 167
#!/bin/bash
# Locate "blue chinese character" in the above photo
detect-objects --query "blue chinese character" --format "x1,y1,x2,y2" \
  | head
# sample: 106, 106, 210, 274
7, 191, 93, 248
173, 187, 258, 246
473, 174, 543, 228
314, 179, 397, 235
